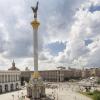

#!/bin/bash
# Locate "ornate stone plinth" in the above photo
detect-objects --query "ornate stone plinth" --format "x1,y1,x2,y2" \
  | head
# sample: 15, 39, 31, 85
27, 74, 46, 99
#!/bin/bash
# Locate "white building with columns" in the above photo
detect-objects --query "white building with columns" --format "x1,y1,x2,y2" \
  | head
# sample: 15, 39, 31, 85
0, 61, 21, 93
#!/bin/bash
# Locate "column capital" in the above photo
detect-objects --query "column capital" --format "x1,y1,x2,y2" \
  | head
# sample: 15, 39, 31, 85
32, 71, 40, 79
31, 20, 40, 29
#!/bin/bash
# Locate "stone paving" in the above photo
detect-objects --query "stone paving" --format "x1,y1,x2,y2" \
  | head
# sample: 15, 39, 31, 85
0, 82, 92, 100
46, 83, 92, 100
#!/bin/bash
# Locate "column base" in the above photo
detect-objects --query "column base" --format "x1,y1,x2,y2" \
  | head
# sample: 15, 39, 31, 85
27, 76, 46, 100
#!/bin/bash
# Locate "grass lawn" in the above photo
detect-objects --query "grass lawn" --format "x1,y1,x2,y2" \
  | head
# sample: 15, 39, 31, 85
80, 90, 100, 100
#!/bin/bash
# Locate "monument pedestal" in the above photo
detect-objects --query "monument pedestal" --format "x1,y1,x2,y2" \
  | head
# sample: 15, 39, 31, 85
27, 72, 46, 100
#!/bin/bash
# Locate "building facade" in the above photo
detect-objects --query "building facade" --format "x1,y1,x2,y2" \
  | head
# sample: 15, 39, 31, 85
21, 68, 82, 84
0, 61, 21, 94
0, 71, 21, 93
82, 68, 100, 78
21, 67, 100, 84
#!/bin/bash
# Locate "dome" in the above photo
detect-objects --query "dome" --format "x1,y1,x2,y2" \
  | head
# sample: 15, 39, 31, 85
8, 60, 20, 71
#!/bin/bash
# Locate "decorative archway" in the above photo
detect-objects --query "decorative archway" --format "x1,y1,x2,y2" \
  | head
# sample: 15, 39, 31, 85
10, 84, 14, 91
16, 83, 19, 90
0, 85, 2, 93
5, 84, 8, 92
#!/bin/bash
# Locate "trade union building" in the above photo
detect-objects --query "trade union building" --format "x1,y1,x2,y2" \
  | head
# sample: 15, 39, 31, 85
0, 60, 21, 93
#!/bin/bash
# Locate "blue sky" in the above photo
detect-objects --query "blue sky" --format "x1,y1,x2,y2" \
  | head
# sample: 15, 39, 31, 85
89, 5, 100, 13
0, 0, 100, 70
45, 42, 66, 56
84, 39, 93, 46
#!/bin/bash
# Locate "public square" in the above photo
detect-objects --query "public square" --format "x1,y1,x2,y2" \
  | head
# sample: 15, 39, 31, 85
0, 82, 93, 100
0, 0, 100, 100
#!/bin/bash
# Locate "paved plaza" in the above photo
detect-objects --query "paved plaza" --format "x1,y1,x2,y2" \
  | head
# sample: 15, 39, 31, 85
0, 82, 92, 100
46, 83, 92, 100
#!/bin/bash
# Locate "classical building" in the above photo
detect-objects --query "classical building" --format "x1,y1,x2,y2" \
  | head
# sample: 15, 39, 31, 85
21, 67, 100, 84
8, 60, 20, 71
82, 68, 100, 78
21, 67, 82, 84
0, 61, 21, 94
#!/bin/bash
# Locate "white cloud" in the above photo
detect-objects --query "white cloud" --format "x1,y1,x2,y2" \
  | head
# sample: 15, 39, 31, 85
52, 0, 100, 69
0, 0, 100, 70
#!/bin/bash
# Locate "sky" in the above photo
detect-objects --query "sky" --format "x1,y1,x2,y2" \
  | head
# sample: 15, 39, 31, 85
0, 0, 100, 70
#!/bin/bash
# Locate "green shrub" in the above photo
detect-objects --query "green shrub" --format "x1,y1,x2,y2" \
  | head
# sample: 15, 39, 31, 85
93, 90, 100, 94
93, 94, 100, 100
87, 92, 93, 95
97, 79, 100, 84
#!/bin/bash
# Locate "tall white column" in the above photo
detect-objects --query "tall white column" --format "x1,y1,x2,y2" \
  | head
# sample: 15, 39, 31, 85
7, 75, 8, 83
33, 27, 38, 72
0, 75, 1, 83
31, 20, 40, 79
8, 84, 11, 91
10, 74, 12, 82
2, 85, 4, 93
4, 74, 5, 83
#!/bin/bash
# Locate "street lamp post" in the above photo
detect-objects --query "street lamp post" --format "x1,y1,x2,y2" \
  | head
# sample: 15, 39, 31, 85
12, 94, 14, 100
